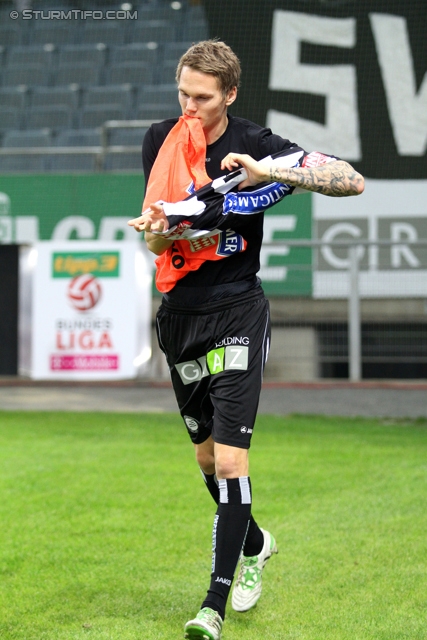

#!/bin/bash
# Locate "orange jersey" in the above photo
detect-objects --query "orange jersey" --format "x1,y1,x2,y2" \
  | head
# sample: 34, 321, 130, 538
143, 115, 247, 293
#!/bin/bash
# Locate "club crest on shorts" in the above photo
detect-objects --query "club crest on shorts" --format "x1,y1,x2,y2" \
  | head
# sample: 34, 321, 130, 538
184, 415, 199, 433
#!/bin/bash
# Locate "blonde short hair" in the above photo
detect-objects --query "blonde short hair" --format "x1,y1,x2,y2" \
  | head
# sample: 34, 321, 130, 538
176, 40, 241, 95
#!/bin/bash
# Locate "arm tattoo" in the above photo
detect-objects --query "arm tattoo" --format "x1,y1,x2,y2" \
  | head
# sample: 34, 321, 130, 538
269, 160, 364, 197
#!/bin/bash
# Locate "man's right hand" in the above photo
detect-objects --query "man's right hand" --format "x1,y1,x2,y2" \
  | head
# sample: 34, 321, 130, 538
128, 202, 169, 233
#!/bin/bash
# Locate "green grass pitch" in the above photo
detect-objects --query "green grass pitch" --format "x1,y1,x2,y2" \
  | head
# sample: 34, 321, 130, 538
0, 411, 426, 639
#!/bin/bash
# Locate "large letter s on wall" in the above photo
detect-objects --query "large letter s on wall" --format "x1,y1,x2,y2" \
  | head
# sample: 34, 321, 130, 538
267, 11, 361, 161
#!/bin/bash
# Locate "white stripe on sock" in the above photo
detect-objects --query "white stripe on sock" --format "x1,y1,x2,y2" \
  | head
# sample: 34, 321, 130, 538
239, 476, 252, 504
218, 478, 228, 503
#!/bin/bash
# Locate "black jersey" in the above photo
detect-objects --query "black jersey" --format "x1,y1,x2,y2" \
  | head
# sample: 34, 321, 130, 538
142, 115, 298, 293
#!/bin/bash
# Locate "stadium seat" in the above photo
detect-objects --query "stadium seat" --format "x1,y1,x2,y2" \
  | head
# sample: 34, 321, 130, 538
137, 83, 178, 107
30, 86, 80, 110
53, 63, 102, 87
26, 106, 74, 131
0, 156, 46, 172
7, 44, 56, 68
158, 59, 180, 84
3, 129, 52, 148
28, 24, 79, 46
55, 128, 102, 147
181, 20, 209, 42
160, 42, 192, 83
163, 41, 193, 60
58, 44, 107, 67
0, 86, 28, 110
136, 103, 179, 120
78, 105, 127, 129
0, 25, 23, 47
186, 4, 207, 19
106, 61, 153, 85
2, 64, 51, 87
83, 84, 134, 111
0, 108, 23, 132
46, 154, 98, 172
109, 43, 159, 66
135, 4, 184, 23
107, 127, 148, 146
82, 21, 126, 46
104, 152, 142, 171
130, 19, 176, 43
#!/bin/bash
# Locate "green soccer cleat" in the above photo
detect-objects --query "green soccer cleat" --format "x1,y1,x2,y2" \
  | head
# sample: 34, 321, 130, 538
184, 607, 223, 640
231, 528, 278, 612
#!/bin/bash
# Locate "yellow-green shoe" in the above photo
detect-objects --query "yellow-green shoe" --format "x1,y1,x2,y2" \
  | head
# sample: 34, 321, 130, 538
231, 528, 278, 612
184, 607, 223, 640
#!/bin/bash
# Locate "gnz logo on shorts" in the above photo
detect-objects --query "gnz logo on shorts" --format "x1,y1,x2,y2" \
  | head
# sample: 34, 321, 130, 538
175, 346, 249, 385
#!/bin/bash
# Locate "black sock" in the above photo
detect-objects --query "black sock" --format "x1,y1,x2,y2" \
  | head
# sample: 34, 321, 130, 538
200, 469, 220, 503
201, 477, 252, 620
201, 470, 264, 557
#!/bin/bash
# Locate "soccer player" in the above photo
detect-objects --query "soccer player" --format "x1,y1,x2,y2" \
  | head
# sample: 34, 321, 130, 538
129, 40, 364, 640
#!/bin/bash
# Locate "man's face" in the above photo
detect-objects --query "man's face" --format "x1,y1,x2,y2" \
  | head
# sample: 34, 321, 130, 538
178, 66, 236, 137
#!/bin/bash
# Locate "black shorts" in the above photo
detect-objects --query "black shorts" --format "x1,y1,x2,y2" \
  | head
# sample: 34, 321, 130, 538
156, 287, 271, 449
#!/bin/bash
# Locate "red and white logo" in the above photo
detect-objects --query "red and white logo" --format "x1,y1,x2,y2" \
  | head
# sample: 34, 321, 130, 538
67, 274, 102, 311
302, 151, 335, 168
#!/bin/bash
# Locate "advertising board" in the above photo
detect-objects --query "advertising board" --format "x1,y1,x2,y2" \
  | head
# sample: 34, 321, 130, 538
20, 241, 152, 380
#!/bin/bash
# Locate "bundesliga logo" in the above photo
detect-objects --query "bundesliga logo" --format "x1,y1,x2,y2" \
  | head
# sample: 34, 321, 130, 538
67, 274, 102, 312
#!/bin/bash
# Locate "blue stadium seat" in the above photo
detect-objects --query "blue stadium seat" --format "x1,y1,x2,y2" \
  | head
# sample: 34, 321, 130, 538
78, 105, 127, 129
160, 42, 192, 82
158, 59, 179, 84
106, 61, 153, 85
136, 103, 179, 120
28, 23, 79, 46
130, 19, 176, 43
26, 106, 74, 130
108, 127, 148, 146
109, 43, 159, 66
134, 5, 164, 21
0, 86, 28, 110
137, 83, 178, 107
53, 63, 102, 87
3, 129, 52, 148
104, 152, 142, 171
82, 21, 126, 46
186, 4, 208, 20
58, 44, 107, 67
30, 86, 80, 110
83, 84, 134, 111
7, 44, 56, 67
163, 41, 193, 60
46, 154, 98, 172
135, 4, 184, 24
181, 20, 209, 42
1, 64, 51, 86
0, 107, 23, 132
0, 25, 24, 47
55, 128, 102, 146
0, 156, 46, 172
